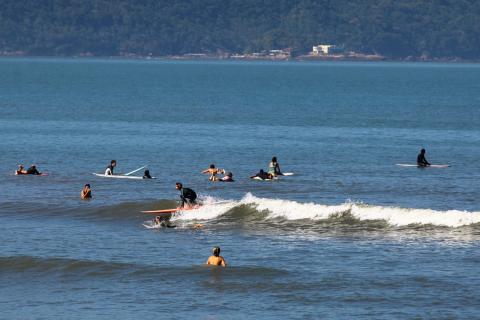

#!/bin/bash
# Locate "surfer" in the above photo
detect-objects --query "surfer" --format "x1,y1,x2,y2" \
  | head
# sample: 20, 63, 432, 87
143, 169, 152, 179
26, 165, 41, 175
80, 184, 92, 200
417, 149, 431, 167
15, 165, 27, 175
268, 156, 282, 176
153, 216, 175, 228
250, 169, 273, 180
206, 246, 227, 267
105, 160, 116, 175
175, 182, 197, 208
202, 164, 221, 181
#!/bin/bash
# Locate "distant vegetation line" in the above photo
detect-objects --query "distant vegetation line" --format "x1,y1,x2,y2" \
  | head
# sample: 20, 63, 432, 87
1, 0, 479, 59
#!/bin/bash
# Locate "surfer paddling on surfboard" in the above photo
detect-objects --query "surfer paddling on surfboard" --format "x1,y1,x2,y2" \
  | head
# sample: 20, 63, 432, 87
105, 160, 116, 175
176, 182, 197, 209
250, 169, 274, 180
15, 165, 27, 175
417, 149, 431, 167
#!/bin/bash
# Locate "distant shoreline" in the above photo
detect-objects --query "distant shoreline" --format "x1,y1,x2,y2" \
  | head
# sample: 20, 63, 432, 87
0, 52, 475, 63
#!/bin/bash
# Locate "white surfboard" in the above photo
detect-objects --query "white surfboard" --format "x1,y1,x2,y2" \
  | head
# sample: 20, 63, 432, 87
92, 173, 155, 179
282, 172, 294, 176
396, 164, 450, 168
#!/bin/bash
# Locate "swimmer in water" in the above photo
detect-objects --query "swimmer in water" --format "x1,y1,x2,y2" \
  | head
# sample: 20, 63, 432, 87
220, 170, 234, 182
26, 165, 41, 175
81, 184, 92, 200
206, 246, 227, 267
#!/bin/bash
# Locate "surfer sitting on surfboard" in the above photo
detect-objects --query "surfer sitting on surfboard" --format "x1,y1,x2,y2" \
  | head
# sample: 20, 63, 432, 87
268, 156, 282, 176
250, 169, 274, 180
417, 149, 431, 167
143, 170, 152, 179
176, 182, 197, 208
105, 160, 116, 175
202, 164, 221, 181
206, 246, 227, 267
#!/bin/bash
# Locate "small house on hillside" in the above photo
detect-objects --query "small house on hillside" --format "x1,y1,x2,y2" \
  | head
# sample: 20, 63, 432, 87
312, 44, 344, 55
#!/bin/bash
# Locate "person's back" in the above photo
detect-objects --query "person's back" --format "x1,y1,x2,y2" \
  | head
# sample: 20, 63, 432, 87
206, 247, 226, 267
26, 165, 40, 175
417, 149, 430, 166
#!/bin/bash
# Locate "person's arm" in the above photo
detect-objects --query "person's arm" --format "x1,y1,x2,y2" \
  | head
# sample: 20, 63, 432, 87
221, 258, 226, 267
202, 169, 209, 174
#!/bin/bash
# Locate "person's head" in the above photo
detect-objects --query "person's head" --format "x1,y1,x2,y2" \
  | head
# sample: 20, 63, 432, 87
155, 216, 161, 222
421, 149, 426, 154
175, 182, 183, 190
144, 170, 150, 175
272, 156, 277, 163
209, 164, 215, 169
84, 184, 90, 189
18, 165, 23, 169
227, 172, 233, 178
259, 169, 265, 174
111, 160, 116, 167
31, 165, 36, 168
212, 246, 221, 257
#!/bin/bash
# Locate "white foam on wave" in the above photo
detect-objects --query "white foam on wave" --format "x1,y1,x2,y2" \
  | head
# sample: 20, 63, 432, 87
171, 195, 238, 221
170, 193, 480, 228
242, 193, 480, 228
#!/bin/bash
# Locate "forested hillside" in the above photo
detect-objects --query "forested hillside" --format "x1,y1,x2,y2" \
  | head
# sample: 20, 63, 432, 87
1, 0, 479, 59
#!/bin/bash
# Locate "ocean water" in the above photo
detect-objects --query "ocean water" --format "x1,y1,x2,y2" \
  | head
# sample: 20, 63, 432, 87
0, 58, 479, 319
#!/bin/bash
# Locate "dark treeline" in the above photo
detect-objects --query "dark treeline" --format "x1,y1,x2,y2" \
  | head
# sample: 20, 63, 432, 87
1, 0, 479, 59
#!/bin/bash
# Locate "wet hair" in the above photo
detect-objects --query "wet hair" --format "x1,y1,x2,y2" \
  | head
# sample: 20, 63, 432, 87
18, 165, 24, 168
144, 170, 150, 175
227, 172, 233, 177
259, 169, 265, 173
421, 149, 426, 153
176, 182, 182, 188
272, 157, 277, 163
209, 164, 215, 169
111, 160, 116, 165
85, 184, 90, 188
213, 246, 221, 257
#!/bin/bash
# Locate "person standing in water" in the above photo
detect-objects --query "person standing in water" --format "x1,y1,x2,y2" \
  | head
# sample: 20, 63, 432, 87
206, 246, 227, 267
81, 184, 92, 200
105, 160, 116, 175
175, 182, 197, 208
417, 149, 431, 167
268, 156, 282, 176
202, 164, 221, 181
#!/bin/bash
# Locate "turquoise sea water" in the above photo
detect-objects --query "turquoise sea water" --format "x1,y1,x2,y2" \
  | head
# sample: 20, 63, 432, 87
1, 58, 479, 319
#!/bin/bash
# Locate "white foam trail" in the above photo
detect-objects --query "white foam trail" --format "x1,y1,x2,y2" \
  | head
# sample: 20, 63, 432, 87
241, 193, 480, 228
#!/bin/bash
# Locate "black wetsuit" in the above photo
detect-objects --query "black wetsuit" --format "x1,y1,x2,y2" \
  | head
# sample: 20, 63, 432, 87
26, 167, 40, 175
417, 153, 430, 166
180, 187, 197, 207
106, 165, 114, 175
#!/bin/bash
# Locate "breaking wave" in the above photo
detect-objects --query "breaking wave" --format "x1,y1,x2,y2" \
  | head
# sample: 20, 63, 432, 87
171, 193, 480, 228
